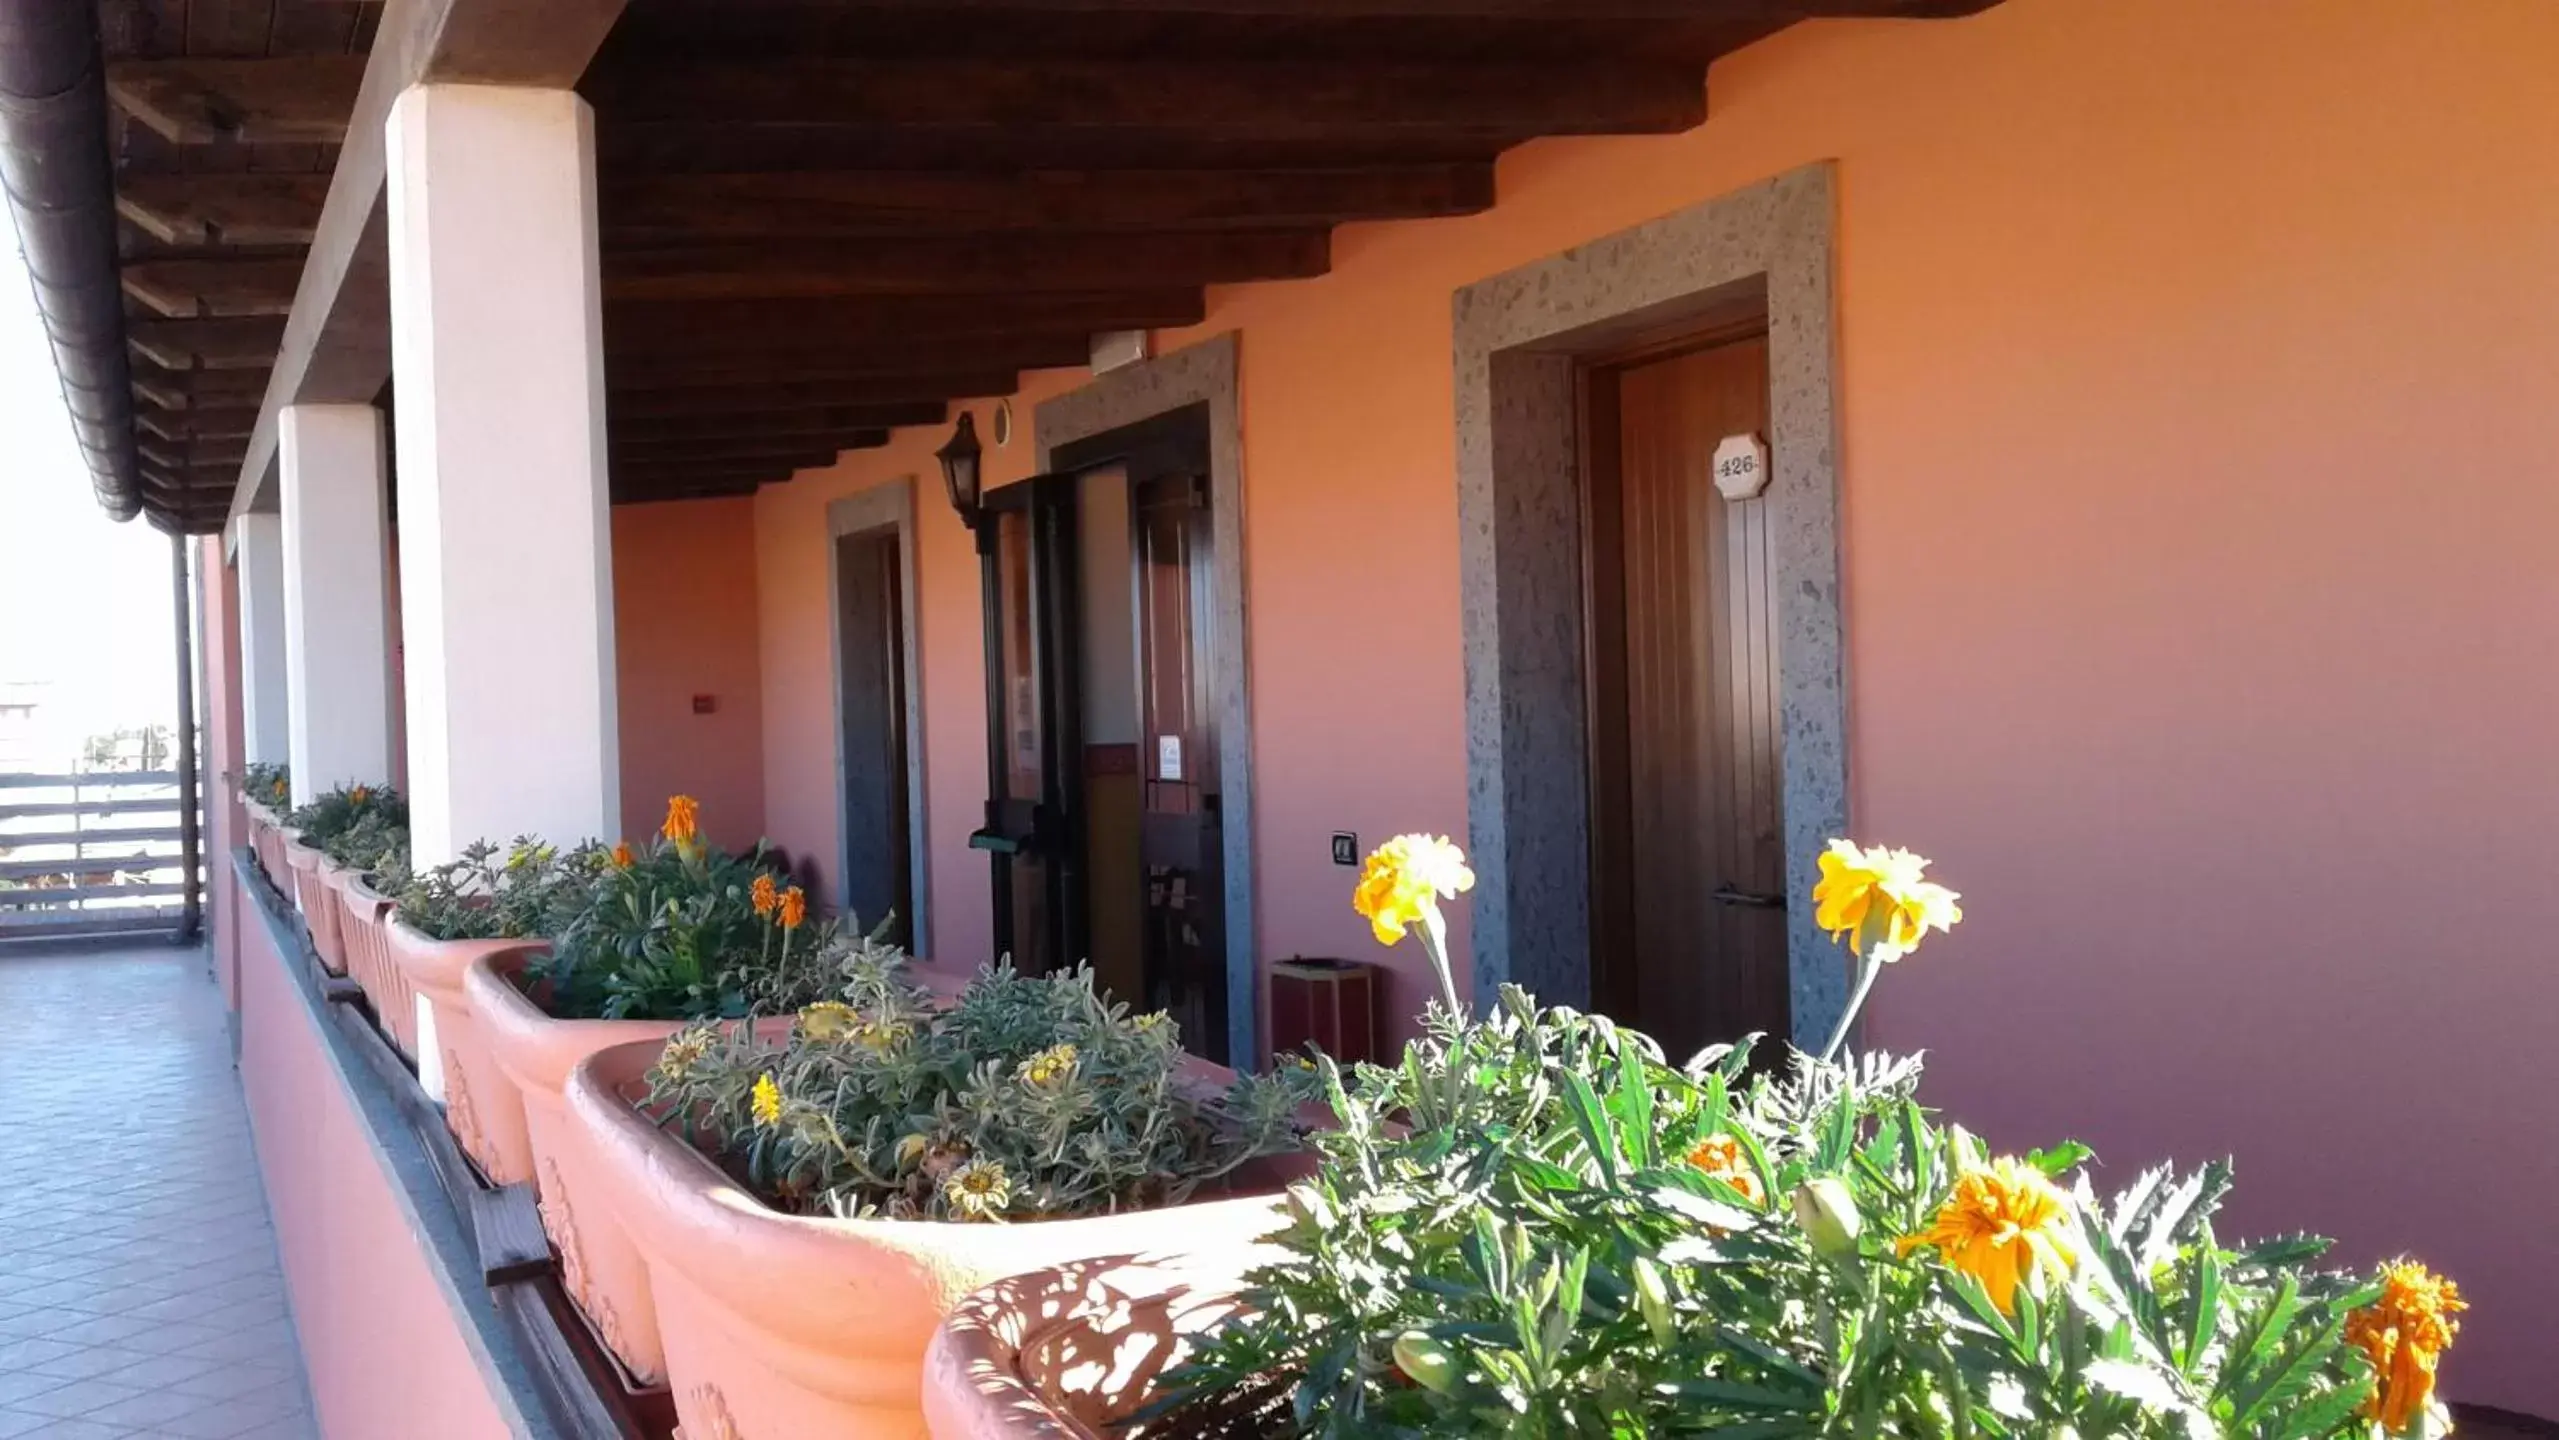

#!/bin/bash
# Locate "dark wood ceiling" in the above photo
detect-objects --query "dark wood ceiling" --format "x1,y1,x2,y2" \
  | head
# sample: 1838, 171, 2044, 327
95, 0, 1993, 525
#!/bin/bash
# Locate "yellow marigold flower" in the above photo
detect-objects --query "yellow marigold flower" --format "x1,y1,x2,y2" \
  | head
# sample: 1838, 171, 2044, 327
1685, 1133, 1763, 1205
348, 786, 370, 806
663, 794, 701, 847
780, 886, 807, 931
1351, 834, 1475, 946
1018, 1042, 1079, 1091
1897, 1157, 2078, 1314
610, 841, 634, 869
1132, 1010, 1170, 1035
2346, 1260, 2464, 1433
1812, 839, 1961, 964
894, 1133, 931, 1170
942, 1159, 1013, 1220
798, 1001, 858, 1041
750, 873, 779, 917
750, 1073, 783, 1129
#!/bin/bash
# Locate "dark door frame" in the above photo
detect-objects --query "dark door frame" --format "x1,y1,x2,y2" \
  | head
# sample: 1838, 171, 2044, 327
825, 480, 929, 955
1032, 334, 1258, 1067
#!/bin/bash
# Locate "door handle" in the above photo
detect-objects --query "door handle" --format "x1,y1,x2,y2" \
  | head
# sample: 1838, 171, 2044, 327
1711, 886, 1787, 911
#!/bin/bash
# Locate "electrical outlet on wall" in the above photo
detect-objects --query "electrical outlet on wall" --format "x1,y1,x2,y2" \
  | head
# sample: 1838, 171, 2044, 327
1332, 832, 1359, 866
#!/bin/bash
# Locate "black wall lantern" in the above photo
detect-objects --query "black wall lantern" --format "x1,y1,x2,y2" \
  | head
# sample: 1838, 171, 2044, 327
936, 412, 984, 534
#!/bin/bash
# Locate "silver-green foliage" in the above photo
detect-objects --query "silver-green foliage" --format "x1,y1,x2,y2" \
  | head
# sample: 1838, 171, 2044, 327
645, 957, 1312, 1223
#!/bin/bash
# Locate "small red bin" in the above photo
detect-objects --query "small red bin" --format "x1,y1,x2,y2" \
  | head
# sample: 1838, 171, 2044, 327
1268, 957, 1378, 1067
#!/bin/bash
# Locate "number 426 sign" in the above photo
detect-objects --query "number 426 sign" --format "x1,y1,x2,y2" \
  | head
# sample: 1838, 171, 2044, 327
1712, 432, 1771, 501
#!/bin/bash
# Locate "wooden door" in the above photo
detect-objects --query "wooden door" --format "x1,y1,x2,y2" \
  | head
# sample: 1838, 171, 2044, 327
1131, 468, 1226, 1061
972, 475, 1082, 975
1586, 332, 1789, 1060
834, 528, 911, 945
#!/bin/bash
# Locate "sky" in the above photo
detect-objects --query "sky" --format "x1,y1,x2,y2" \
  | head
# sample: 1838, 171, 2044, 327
0, 223, 184, 769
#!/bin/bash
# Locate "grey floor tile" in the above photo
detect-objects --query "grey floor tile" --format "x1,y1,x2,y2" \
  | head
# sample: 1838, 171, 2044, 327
0, 952, 315, 1440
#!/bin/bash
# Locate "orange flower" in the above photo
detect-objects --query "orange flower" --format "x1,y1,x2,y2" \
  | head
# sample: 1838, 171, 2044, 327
779, 886, 807, 931
662, 794, 700, 847
610, 841, 634, 869
1686, 1133, 1763, 1205
1897, 1158, 2079, 1315
2346, 1260, 2464, 1432
348, 785, 370, 806
750, 873, 779, 917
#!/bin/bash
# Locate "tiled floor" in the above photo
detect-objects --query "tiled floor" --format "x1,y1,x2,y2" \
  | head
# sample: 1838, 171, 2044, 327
0, 946, 319, 1440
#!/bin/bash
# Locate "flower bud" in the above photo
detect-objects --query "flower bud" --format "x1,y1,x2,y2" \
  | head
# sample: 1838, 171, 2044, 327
1392, 1332, 1461, 1395
1630, 1256, 1673, 1345
1793, 1177, 1864, 1257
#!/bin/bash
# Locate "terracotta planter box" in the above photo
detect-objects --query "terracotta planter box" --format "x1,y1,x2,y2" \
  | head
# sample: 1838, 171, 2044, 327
382, 916, 547, 1182
284, 838, 347, 975
924, 1247, 1270, 1439
565, 1037, 1291, 1440
464, 952, 691, 1387
330, 869, 414, 1059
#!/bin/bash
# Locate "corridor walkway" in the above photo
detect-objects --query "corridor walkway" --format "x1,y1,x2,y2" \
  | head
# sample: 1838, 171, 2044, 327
0, 946, 319, 1440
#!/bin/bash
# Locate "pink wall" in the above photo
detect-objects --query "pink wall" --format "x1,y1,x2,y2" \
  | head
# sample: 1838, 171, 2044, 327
613, 498, 768, 853
745, 0, 2559, 1409
234, 877, 516, 1438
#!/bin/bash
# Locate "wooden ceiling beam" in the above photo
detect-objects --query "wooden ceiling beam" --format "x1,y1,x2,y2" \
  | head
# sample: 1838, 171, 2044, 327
106, 58, 367, 146
613, 435, 886, 465
131, 366, 274, 411
606, 336, 1097, 389
116, 174, 333, 247
121, 258, 306, 319
612, 404, 947, 442
582, 57, 1705, 137
139, 438, 251, 471
690, 0, 1989, 12
127, 318, 289, 371
605, 289, 1206, 348
598, 165, 1495, 239
606, 375, 1015, 414
602, 229, 1328, 303
135, 406, 263, 443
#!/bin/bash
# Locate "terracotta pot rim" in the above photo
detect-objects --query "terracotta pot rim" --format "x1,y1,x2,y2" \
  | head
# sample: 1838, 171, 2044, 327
383, 916, 548, 1003
466, 951, 686, 1095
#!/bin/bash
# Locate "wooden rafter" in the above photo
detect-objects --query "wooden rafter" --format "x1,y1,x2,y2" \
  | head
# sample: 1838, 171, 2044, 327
128, 318, 291, 372
581, 56, 1706, 137
603, 376, 1017, 414
106, 58, 367, 146
612, 404, 947, 441
597, 166, 1495, 238
121, 258, 306, 319
135, 406, 263, 443
117, 174, 333, 247
599, 229, 1331, 303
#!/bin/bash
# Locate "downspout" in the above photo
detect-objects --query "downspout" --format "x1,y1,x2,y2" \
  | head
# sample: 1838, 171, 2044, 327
0, 0, 142, 522
170, 530, 204, 942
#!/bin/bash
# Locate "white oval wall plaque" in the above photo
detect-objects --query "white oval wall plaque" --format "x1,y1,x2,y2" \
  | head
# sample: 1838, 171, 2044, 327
1712, 432, 1771, 501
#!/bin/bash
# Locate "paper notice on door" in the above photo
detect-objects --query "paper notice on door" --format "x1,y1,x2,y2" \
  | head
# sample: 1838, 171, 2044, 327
1157, 735, 1183, 781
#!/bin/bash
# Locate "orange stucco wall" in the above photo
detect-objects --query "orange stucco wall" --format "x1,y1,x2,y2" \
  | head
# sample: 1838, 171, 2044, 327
613, 498, 767, 853
746, 0, 2559, 1410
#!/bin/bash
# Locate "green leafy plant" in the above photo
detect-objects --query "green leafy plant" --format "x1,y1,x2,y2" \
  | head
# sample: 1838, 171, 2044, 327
530, 797, 823, 1020
235, 762, 290, 810
392, 837, 608, 942
645, 957, 1313, 1223
285, 781, 400, 851
319, 808, 409, 880
1156, 838, 2460, 1440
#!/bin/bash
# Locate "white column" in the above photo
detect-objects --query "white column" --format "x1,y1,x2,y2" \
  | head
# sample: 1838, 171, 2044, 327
231, 514, 291, 767
279, 402, 394, 803
387, 83, 620, 867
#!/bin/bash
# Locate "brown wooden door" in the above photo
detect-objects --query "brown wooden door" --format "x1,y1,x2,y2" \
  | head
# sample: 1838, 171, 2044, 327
1586, 332, 1789, 1060
973, 475, 1082, 976
1132, 468, 1226, 1061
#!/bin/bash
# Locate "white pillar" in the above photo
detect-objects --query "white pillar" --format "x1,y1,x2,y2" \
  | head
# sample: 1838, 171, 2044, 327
387, 83, 620, 868
279, 402, 395, 803
231, 514, 291, 767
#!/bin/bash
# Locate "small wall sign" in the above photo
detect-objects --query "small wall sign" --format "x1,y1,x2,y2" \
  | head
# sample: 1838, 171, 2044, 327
1712, 432, 1771, 501
1157, 734, 1184, 781
1331, 832, 1360, 866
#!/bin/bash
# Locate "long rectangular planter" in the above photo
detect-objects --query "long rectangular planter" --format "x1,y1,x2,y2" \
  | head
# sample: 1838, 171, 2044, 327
565, 1038, 1289, 1440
